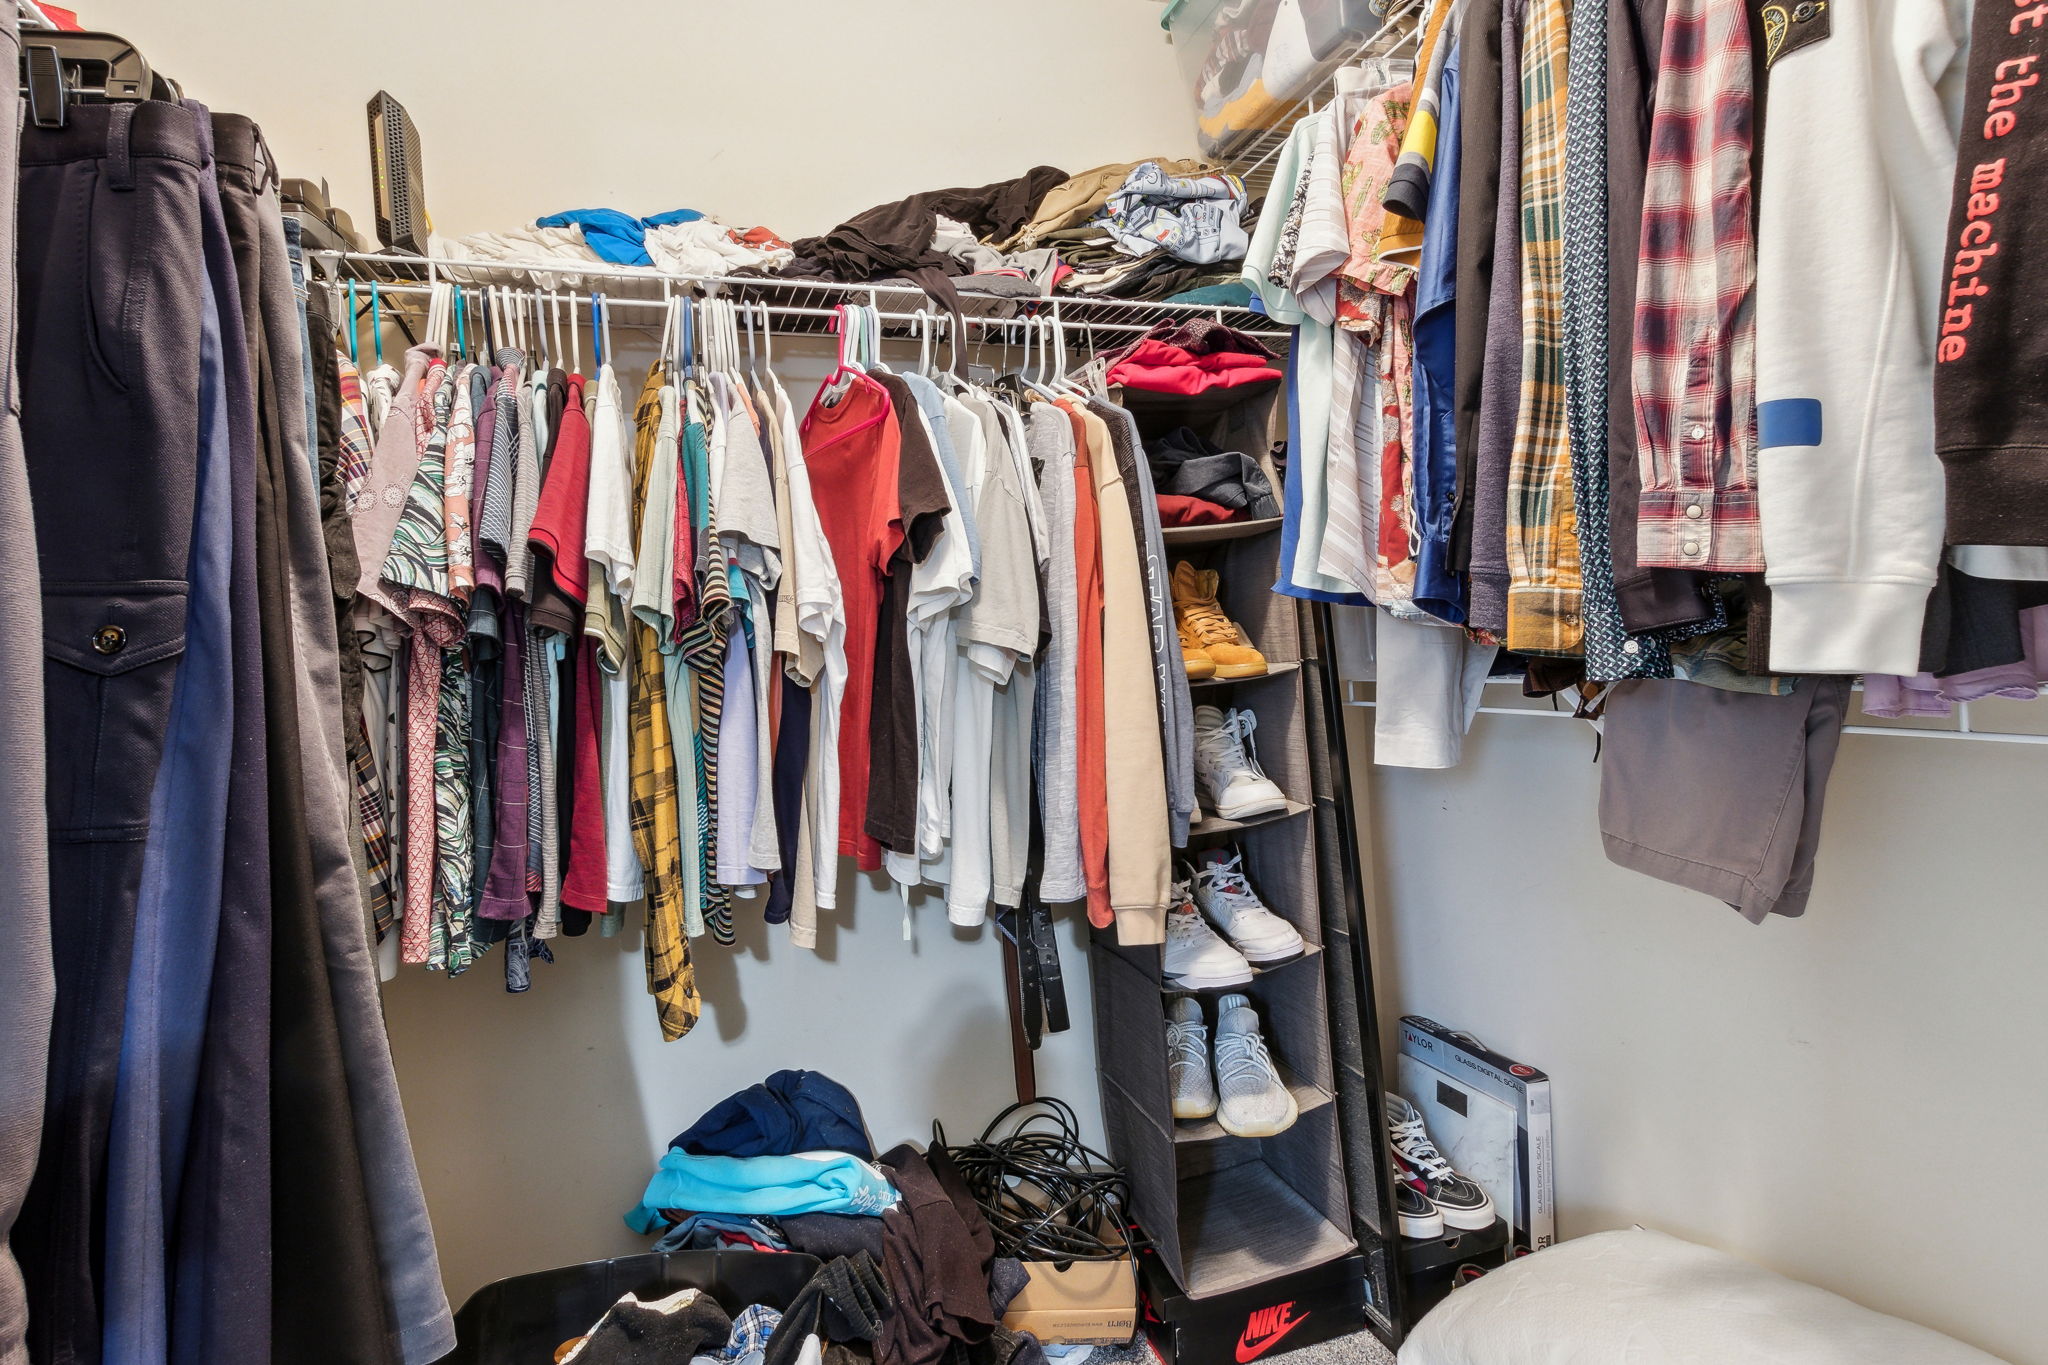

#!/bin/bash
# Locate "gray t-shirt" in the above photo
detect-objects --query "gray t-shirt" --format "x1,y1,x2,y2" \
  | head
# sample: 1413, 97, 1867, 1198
1029, 404, 1084, 902
1093, 398, 1195, 847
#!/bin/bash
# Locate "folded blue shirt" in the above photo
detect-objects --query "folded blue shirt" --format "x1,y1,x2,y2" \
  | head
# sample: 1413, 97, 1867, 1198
536, 208, 705, 266
671, 1069, 873, 1161
626, 1149, 898, 1234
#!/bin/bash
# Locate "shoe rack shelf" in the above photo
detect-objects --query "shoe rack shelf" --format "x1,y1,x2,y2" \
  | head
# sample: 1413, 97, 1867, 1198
1188, 658, 1301, 691
1183, 800, 1313, 841
1091, 375, 1376, 1309
1161, 516, 1286, 545
1172, 1073, 1335, 1147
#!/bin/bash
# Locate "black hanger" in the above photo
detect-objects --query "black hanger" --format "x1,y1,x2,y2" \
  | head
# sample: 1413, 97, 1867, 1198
18, 31, 177, 130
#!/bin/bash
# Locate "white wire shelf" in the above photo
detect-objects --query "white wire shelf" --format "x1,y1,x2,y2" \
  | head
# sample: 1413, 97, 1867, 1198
1343, 681, 2048, 746
306, 248, 1292, 346
1216, 0, 1426, 197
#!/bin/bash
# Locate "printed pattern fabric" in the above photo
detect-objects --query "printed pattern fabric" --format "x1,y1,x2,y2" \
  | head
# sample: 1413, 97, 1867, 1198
628, 369, 699, 1040
388, 362, 449, 963
337, 353, 397, 933
383, 362, 475, 967
1563, 0, 1672, 681
1338, 86, 1418, 330
1631, 0, 1762, 573
1338, 86, 1422, 604
677, 388, 735, 943
336, 353, 375, 513
1507, 0, 1585, 657
353, 710, 396, 939
1093, 162, 1251, 265
1267, 156, 1314, 290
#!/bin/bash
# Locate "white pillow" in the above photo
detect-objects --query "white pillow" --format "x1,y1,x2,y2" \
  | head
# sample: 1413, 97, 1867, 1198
1399, 1229, 2006, 1365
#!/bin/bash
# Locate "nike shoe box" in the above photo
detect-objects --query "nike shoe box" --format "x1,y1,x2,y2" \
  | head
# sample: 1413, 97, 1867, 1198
1136, 1243, 1367, 1365
1397, 1215, 1510, 1331
1395, 1018, 1554, 1257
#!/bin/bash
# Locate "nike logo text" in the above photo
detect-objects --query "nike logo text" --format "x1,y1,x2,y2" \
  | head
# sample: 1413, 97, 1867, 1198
1235, 1302, 1308, 1362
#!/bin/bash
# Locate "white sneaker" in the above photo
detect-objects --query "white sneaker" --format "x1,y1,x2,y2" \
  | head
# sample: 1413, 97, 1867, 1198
1194, 848, 1304, 964
1385, 1094, 1496, 1231
1163, 875, 1254, 990
1192, 705, 1289, 821
1167, 996, 1218, 1119
1213, 993, 1297, 1137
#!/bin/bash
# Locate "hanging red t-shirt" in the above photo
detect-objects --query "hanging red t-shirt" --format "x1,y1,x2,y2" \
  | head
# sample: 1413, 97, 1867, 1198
1061, 402, 1112, 928
561, 636, 610, 912
801, 373, 903, 869
527, 373, 593, 636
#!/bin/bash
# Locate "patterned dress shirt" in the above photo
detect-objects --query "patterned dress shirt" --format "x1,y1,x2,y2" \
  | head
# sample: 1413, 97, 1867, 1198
1507, 0, 1586, 656
1631, 0, 1763, 573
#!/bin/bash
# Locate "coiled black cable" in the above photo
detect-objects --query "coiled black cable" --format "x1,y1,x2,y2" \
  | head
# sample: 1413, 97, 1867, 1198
937, 1097, 1134, 1265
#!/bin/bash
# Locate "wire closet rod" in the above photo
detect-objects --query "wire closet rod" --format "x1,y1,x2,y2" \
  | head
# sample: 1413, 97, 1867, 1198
307, 248, 1294, 341
346, 282, 1190, 339
1343, 692, 2048, 745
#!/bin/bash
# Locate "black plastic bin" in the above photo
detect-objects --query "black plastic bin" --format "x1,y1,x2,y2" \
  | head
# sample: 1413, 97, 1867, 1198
442, 1249, 822, 1365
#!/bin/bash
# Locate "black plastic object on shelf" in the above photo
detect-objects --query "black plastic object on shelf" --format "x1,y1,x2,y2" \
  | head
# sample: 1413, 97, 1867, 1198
439, 1249, 820, 1365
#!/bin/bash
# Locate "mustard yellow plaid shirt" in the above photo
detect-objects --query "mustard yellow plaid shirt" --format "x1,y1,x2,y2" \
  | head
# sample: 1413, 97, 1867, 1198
1507, 0, 1586, 657
629, 365, 698, 1041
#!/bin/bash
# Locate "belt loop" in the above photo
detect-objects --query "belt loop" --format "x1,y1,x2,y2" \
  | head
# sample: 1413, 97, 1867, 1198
256, 128, 280, 194
105, 100, 137, 192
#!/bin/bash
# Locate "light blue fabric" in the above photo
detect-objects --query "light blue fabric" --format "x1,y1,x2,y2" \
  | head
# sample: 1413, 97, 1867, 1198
104, 240, 236, 1364
1249, 118, 1365, 604
536, 208, 705, 266
1274, 354, 1369, 604
901, 373, 982, 579
626, 1150, 898, 1234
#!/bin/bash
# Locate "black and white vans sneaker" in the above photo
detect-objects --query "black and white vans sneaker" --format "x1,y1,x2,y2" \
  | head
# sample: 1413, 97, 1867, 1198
1394, 1180, 1444, 1240
1385, 1094, 1496, 1232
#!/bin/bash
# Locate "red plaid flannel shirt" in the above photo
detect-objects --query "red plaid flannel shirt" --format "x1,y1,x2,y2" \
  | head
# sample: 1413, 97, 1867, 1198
1630, 0, 1763, 573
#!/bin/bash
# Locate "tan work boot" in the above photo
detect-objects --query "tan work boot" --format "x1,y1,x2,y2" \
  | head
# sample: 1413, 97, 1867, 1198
1178, 613, 1218, 680
1172, 561, 1268, 679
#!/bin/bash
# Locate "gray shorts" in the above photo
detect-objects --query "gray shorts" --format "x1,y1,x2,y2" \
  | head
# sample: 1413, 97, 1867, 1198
1598, 677, 1854, 923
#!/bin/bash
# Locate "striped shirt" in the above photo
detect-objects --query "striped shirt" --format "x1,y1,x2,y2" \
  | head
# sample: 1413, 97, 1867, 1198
1506, 0, 1586, 656
1631, 0, 1762, 573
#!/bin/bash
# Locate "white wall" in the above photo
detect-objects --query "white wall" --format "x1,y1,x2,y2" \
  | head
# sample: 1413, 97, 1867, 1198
83, 0, 1199, 1308
84, 0, 1200, 244
1349, 694, 2048, 1365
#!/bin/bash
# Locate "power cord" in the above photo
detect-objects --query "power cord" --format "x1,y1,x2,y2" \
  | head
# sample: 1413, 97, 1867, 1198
937, 1098, 1134, 1265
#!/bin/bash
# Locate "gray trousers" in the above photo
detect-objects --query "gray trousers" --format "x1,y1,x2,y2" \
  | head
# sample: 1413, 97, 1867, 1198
1600, 677, 1854, 922
0, 7, 54, 1363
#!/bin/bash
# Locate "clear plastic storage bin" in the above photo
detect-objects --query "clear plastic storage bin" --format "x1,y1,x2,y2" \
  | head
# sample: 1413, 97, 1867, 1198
1162, 0, 1383, 155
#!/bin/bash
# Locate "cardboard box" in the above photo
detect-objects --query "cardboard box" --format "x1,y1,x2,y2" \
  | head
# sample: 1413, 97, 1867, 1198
1395, 1018, 1554, 1256
1001, 1255, 1139, 1346
1136, 1245, 1368, 1365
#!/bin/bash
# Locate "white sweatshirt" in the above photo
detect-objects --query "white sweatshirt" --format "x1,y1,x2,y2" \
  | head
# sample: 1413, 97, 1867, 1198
1753, 0, 1971, 675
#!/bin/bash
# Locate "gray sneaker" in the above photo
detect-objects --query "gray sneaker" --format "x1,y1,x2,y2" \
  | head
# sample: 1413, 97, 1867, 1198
1168, 996, 1218, 1120
1212, 993, 1298, 1137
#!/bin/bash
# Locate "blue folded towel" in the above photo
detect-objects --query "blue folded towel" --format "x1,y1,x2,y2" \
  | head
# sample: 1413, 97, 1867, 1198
626, 1149, 898, 1235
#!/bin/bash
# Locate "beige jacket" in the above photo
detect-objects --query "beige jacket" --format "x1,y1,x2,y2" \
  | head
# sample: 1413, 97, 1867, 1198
1077, 407, 1170, 944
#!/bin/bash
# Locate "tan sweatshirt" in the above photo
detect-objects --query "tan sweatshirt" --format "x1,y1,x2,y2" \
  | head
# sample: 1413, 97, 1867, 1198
1077, 407, 1170, 944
